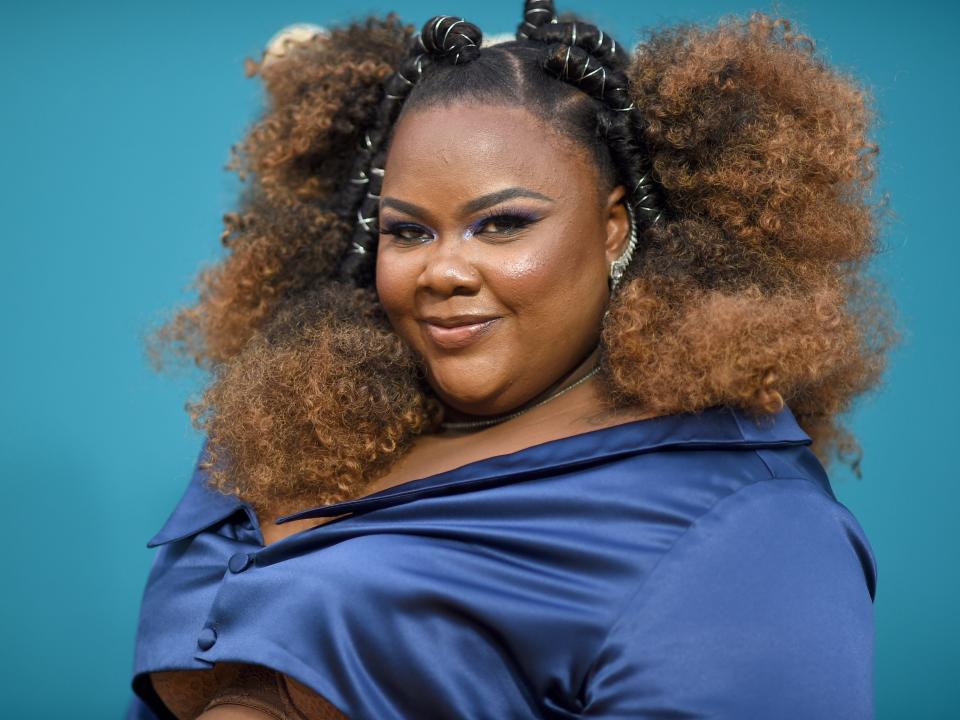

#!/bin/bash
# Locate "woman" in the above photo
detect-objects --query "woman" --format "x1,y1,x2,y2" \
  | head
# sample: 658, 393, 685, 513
129, 2, 898, 718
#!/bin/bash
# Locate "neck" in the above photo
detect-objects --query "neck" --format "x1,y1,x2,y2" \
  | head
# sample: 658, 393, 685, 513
439, 345, 602, 433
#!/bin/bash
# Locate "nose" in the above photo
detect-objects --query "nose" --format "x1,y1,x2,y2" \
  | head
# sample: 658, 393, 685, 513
416, 238, 482, 297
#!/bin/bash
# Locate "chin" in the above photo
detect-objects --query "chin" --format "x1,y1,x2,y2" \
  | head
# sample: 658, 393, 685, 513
425, 357, 514, 414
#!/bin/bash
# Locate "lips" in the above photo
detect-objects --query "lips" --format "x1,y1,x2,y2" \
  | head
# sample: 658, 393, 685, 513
420, 317, 500, 350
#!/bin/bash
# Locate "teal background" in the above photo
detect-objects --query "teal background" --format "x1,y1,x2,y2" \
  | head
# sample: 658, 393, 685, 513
1, 1, 955, 717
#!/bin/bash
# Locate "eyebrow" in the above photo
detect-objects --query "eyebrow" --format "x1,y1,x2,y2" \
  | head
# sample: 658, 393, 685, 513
380, 186, 555, 219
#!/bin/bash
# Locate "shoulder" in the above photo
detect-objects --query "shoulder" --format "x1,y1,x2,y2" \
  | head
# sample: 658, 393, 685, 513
580, 476, 877, 718
628, 476, 878, 617
704, 476, 875, 598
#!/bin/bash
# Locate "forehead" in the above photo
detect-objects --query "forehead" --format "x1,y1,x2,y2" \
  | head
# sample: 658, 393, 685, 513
381, 103, 599, 202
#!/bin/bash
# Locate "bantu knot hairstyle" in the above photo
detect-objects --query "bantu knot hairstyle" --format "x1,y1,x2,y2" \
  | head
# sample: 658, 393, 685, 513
335, 0, 664, 287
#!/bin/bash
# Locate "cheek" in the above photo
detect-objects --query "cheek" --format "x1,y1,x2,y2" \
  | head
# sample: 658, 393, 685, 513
374, 253, 416, 328
492, 223, 606, 318
487, 250, 551, 308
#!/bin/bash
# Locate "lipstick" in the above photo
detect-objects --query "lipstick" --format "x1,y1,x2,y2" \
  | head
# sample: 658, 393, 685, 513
421, 318, 499, 350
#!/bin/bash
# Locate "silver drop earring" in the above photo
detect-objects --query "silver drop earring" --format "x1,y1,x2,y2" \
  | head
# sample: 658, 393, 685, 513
608, 202, 638, 295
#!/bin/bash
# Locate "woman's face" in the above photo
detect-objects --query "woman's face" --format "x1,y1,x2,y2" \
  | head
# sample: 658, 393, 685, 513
375, 103, 629, 418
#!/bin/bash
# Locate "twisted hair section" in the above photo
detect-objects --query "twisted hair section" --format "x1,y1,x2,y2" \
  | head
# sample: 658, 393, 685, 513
516, 0, 555, 40
516, 0, 664, 227
531, 24, 664, 226
520, 1, 629, 69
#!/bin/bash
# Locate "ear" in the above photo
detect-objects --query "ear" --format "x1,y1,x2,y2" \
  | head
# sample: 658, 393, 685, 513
603, 184, 630, 266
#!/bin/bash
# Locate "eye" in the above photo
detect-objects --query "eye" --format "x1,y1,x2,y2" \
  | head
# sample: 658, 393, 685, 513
472, 212, 538, 238
378, 222, 433, 245
377, 211, 539, 246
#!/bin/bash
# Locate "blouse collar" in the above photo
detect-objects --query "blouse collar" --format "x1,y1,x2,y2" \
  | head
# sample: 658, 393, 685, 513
147, 403, 811, 547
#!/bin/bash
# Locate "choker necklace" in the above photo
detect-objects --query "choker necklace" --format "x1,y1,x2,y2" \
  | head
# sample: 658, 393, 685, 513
439, 364, 601, 432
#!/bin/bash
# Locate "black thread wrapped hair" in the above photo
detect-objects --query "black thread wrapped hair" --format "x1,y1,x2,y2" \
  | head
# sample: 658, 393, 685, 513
540, 39, 663, 225
516, 0, 555, 41
418, 15, 482, 63
544, 42, 634, 111
335, 15, 483, 286
517, 0, 664, 227
518, 1, 628, 68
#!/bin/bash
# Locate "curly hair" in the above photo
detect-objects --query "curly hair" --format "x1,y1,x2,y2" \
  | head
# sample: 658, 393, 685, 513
148, 5, 899, 519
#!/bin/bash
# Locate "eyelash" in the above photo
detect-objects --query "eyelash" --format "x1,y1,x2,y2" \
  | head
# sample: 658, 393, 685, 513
378, 211, 539, 245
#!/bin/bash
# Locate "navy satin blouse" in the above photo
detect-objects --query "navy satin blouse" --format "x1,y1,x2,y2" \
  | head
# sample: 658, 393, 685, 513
126, 404, 877, 719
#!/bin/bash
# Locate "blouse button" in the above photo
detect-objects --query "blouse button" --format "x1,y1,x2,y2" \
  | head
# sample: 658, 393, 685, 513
197, 626, 217, 651
228, 552, 253, 573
